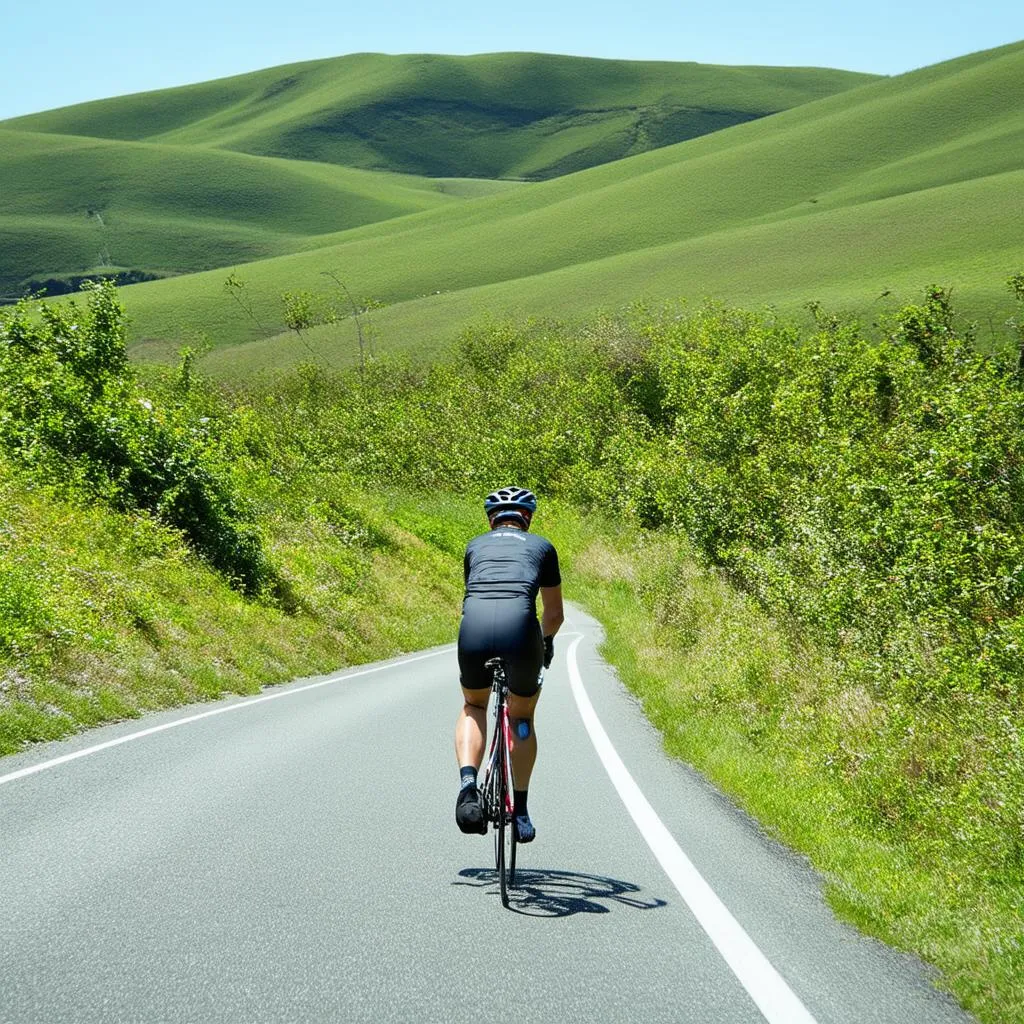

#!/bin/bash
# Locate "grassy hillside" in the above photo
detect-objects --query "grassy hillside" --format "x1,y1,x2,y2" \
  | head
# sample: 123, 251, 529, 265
0, 53, 871, 298
106, 40, 1024, 368
193, 174, 1023, 373
0, 452, 466, 754
5, 53, 876, 180
0, 127, 515, 296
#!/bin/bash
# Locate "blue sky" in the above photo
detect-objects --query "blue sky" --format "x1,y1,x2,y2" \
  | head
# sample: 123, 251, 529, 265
2, 0, 1022, 119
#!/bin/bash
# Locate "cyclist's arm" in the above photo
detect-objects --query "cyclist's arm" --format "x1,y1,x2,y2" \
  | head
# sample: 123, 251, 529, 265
540, 585, 564, 638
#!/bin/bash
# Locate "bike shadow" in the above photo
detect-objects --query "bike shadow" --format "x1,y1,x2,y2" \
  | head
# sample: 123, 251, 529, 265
454, 867, 668, 918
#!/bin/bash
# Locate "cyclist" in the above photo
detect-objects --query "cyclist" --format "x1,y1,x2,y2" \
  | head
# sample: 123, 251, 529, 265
454, 486, 564, 843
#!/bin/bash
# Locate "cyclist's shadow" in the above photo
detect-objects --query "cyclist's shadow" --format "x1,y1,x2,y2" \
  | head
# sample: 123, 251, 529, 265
454, 867, 668, 917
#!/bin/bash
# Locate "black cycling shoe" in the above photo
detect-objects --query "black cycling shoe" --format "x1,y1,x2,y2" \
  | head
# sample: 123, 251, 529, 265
513, 812, 536, 843
456, 786, 487, 835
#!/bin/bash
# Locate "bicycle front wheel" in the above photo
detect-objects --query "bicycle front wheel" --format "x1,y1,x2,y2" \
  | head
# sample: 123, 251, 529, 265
493, 744, 516, 907
509, 822, 517, 887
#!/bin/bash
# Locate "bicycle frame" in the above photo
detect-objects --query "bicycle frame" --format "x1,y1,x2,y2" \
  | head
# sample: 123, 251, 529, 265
479, 658, 544, 906
482, 659, 514, 822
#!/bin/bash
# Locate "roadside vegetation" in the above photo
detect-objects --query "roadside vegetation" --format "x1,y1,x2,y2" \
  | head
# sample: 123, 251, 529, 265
3, 278, 1023, 1019
0, 284, 463, 750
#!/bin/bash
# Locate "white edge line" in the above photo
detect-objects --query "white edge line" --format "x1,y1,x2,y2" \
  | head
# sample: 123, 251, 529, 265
566, 633, 818, 1024
0, 647, 453, 788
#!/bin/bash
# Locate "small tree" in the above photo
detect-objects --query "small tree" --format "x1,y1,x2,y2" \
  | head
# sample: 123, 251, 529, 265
281, 291, 320, 334
223, 272, 265, 332
321, 270, 378, 374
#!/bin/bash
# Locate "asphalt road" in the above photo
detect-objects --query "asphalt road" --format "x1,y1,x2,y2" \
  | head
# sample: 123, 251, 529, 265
0, 605, 974, 1023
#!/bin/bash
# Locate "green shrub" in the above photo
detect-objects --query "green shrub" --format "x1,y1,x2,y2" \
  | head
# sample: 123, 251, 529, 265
0, 283, 271, 592
0, 557, 56, 663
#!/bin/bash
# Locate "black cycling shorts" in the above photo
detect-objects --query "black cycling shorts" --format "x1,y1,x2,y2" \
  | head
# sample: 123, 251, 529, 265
458, 598, 543, 697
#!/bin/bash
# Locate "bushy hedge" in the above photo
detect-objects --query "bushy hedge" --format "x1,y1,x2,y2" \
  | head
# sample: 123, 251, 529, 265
0, 283, 270, 593
639, 290, 1024, 681
631, 290, 1024, 872
244, 297, 1024, 687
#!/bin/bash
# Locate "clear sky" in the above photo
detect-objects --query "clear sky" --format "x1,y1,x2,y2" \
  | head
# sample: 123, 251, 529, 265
2, 0, 1022, 120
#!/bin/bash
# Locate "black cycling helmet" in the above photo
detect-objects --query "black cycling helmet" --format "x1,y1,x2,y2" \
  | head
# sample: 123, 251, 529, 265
484, 486, 537, 527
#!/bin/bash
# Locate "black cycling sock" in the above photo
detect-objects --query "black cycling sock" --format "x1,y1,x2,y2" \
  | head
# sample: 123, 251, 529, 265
460, 766, 478, 790
513, 789, 529, 816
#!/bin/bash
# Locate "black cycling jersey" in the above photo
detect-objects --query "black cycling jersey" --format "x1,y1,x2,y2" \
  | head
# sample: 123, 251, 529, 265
463, 527, 561, 603
458, 527, 561, 696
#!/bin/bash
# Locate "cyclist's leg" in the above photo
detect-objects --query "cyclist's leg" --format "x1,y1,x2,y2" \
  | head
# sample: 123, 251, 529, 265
455, 605, 494, 770
504, 629, 544, 842
507, 687, 540, 842
507, 688, 541, 790
455, 609, 494, 834
455, 684, 490, 771
454, 684, 490, 834
503, 616, 544, 786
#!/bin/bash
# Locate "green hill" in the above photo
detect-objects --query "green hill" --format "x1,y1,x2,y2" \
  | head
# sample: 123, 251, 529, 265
104, 40, 1023, 370
0, 128, 518, 297
6, 52, 876, 180
0, 53, 872, 299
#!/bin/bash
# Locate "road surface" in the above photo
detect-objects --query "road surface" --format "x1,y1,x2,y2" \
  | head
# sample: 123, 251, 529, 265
0, 605, 972, 1023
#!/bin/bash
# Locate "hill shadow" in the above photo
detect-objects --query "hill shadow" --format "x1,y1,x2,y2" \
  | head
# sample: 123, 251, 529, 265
454, 867, 668, 918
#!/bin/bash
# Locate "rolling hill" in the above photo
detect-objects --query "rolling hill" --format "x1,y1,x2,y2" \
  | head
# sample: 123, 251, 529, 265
0, 53, 874, 297
100, 39, 1024, 372
0, 128, 500, 297
6, 52, 875, 179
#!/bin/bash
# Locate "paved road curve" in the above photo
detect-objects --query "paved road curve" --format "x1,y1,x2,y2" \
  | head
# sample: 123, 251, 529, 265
0, 605, 973, 1023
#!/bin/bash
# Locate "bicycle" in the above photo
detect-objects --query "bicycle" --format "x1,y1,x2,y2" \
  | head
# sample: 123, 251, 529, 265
479, 657, 517, 907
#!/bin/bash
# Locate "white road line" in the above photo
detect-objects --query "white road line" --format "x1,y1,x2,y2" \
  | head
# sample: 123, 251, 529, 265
0, 647, 453, 789
566, 633, 819, 1024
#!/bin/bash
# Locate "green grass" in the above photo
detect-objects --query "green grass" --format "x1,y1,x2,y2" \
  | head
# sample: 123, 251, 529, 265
190, 169, 1022, 373
102, 39, 1024, 370
0, 53, 871, 297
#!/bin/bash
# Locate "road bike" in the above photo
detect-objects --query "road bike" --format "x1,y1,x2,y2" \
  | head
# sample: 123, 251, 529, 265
480, 657, 517, 907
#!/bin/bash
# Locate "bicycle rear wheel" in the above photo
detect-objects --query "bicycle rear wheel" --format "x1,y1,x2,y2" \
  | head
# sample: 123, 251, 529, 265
492, 731, 517, 907
496, 808, 508, 907
495, 812, 518, 906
